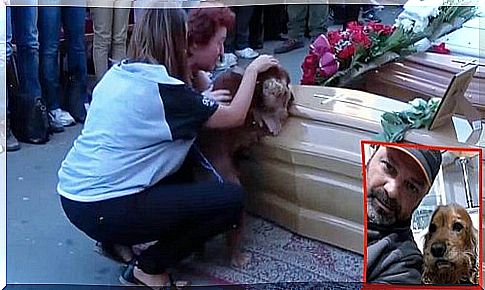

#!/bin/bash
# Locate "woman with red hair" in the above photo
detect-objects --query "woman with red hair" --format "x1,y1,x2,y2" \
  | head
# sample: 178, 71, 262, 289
187, 6, 235, 96
188, 5, 270, 103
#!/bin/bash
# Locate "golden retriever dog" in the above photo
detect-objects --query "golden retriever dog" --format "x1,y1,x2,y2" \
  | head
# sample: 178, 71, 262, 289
197, 66, 292, 267
422, 204, 478, 285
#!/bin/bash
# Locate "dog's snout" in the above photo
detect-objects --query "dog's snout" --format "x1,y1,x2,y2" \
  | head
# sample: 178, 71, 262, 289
431, 242, 447, 257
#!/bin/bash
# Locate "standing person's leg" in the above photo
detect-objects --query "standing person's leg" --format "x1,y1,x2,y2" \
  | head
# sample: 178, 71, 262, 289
6, 6, 12, 65
234, 6, 258, 59
12, 6, 41, 100
62, 6, 88, 123
308, 4, 329, 40
248, 5, 263, 50
110, 1, 131, 64
274, 4, 306, 54
91, 6, 114, 81
11, 6, 50, 143
5, 6, 20, 151
38, 7, 70, 129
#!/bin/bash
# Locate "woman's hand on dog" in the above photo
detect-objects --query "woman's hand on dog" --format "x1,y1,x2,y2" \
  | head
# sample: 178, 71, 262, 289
246, 55, 279, 74
206, 87, 233, 106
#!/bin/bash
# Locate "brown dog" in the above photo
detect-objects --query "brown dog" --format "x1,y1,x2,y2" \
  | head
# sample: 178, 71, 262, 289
422, 204, 478, 285
198, 65, 292, 184
197, 66, 292, 267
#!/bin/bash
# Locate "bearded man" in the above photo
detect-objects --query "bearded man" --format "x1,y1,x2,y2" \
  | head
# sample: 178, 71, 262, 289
366, 145, 442, 284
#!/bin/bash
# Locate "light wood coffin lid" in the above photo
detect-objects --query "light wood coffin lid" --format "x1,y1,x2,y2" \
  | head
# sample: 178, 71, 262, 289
241, 85, 482, 255
362, 52, 484, 113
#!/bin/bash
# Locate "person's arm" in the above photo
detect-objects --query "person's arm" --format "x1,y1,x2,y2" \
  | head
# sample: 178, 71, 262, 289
367, 239, 423, 285
204, 55, 278, 129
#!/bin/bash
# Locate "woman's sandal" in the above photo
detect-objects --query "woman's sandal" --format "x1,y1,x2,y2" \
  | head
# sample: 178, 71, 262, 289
119, 261, 191, 289
95, 242, 134, 264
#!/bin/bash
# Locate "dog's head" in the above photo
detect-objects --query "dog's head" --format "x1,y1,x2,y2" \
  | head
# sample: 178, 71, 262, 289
212, 66, 293, 136
422, 204, 478, 284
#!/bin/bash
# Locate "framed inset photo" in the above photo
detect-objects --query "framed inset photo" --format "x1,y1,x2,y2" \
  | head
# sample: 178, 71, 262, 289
361, 140, 482, 289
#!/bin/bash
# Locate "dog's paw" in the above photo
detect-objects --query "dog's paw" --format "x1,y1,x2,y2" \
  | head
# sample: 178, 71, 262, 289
231, 252, 251, 268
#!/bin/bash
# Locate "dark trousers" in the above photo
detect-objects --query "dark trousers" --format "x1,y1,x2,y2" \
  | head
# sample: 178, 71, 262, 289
61, 177, 244, 274
225, 6, 254, 52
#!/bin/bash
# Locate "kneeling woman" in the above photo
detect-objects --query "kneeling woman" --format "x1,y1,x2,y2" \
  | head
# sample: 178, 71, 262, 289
57, 8, 278, 288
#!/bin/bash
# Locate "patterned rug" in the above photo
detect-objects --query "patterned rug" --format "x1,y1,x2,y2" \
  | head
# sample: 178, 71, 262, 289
176, 214, 363, 286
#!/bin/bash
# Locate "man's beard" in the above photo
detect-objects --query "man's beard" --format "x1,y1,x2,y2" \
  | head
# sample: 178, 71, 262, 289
367, 187, 400, 226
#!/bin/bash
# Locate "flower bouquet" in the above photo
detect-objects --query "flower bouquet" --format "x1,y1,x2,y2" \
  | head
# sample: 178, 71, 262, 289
301, 0, 478, 87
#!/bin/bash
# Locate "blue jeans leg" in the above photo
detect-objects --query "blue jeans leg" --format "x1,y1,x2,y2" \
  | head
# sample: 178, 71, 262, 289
62, 6, 87, 122
38, 6, 62, 111
6, 7, 12, 62
12, 6, 42, 99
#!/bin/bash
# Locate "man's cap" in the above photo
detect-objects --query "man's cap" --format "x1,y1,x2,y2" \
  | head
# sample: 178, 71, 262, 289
387, 146, 443, 187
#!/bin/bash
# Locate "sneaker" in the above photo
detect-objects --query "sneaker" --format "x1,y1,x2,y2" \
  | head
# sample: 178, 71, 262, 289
362, 10, 382, 23
119, 262, 138, 286
6, 126, 21, 152
274, 39, 304, 54
235, 47, 259, 59
215, 53, 238, 71
48, 117, 65, 133
49, 108, 76, 127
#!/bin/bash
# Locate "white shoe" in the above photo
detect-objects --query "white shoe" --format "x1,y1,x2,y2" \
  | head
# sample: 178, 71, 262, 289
49, 108, 76, 127
215, 53, 238, 71
235, 47, 259, 59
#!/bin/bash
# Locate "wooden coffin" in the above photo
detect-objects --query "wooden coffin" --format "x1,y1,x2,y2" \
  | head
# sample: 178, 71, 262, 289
360, 16, 485, 116
239, 85, 483, 256
361, 52, 485, 116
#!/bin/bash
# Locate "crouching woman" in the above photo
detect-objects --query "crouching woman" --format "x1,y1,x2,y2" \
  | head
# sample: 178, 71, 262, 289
56, 8, 278, 288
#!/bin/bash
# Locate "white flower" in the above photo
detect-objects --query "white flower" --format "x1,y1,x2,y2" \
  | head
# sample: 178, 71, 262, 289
397, 18, 415, 31
413, 18, 429, 33
403, 0, 444, 19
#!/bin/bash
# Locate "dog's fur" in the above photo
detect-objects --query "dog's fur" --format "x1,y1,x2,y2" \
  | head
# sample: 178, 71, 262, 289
422, 204, 478, 285
198, 65, 292, 184
197, 66, 292, 267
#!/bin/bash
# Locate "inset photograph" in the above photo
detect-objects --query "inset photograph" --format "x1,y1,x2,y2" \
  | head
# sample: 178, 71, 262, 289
362, 141, 482, 287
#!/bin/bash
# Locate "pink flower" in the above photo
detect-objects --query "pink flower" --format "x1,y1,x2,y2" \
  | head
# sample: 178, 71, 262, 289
319, 52, 339, 77
311, 34, 332, 55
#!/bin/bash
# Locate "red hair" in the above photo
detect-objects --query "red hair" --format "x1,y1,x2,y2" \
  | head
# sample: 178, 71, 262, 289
188, 7, 235, 46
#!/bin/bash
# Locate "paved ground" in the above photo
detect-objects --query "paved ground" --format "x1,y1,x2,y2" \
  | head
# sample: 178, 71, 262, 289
5, 5, 401, 286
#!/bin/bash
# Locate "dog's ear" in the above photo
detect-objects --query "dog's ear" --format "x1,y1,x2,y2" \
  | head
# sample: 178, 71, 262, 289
213, 67, 244, 97
424, 206, 441, 247
469, 224, 478, 257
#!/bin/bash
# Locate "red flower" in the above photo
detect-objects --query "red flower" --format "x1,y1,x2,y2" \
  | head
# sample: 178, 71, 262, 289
346, 21, 364, 33
302, 52, 319, 69
300, 53, 319, 85
327, 30, 344, 46
301, 70, 316, 85
337, 43, 356, 59
368, 21, 384, 32
381, 25, 394, 35
351, 30, 372, 48
430, 42, 450, 54
367, 21, 394, 36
